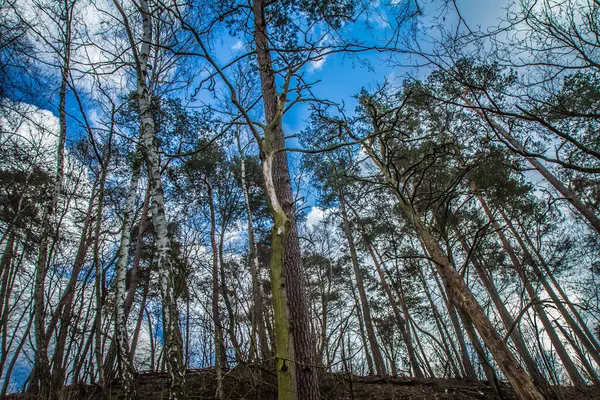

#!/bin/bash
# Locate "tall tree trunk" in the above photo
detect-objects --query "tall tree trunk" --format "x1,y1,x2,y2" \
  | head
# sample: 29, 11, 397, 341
33, 1, 72, 394
367, 240, 424, 378
112, 0, 187, 396
207, 182, 225, 400
105, 179, 151, 378
113, 154, 142, 399
93, 177, 108, 387
362, 145, 546, 400
237, 133, 269, 362
252, 0, 320, 397
338, 192, 387, 376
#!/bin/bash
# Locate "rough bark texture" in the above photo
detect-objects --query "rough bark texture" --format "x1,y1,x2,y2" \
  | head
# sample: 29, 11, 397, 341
252, 0, 320, 398
261, 152, 297, 400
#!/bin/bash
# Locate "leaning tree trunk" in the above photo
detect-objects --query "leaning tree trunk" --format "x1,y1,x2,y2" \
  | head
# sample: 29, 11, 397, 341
476, 193, 586, 389
453, 227, 557, 399
363, 145, 546, 400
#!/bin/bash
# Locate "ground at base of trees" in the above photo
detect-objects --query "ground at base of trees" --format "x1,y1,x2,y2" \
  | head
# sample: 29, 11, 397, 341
6, 367, 598, 400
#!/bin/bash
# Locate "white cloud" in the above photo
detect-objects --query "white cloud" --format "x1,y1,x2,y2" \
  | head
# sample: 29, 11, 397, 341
307, 56, 327, 73
231, 40, 244, 51
306, 206, 327, 227
0, 102, 59, 170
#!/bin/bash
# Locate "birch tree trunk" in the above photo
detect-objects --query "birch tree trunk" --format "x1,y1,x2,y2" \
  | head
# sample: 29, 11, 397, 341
113, 155, 142, 400
112, 0, 186, 397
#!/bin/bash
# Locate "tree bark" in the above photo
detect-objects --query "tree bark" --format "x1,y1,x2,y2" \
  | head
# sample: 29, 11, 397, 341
252, 0, 320, 397
453, 226, 557, 398
113, 154, 142, 399
112, 0, 187, 396
338, 192, 387, 376
362, 144, 546, 400
476, 193, 585, 388
237, 133, 269, 362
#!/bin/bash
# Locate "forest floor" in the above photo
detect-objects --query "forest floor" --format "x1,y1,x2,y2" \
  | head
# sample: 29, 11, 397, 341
7, 367, 598, 399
